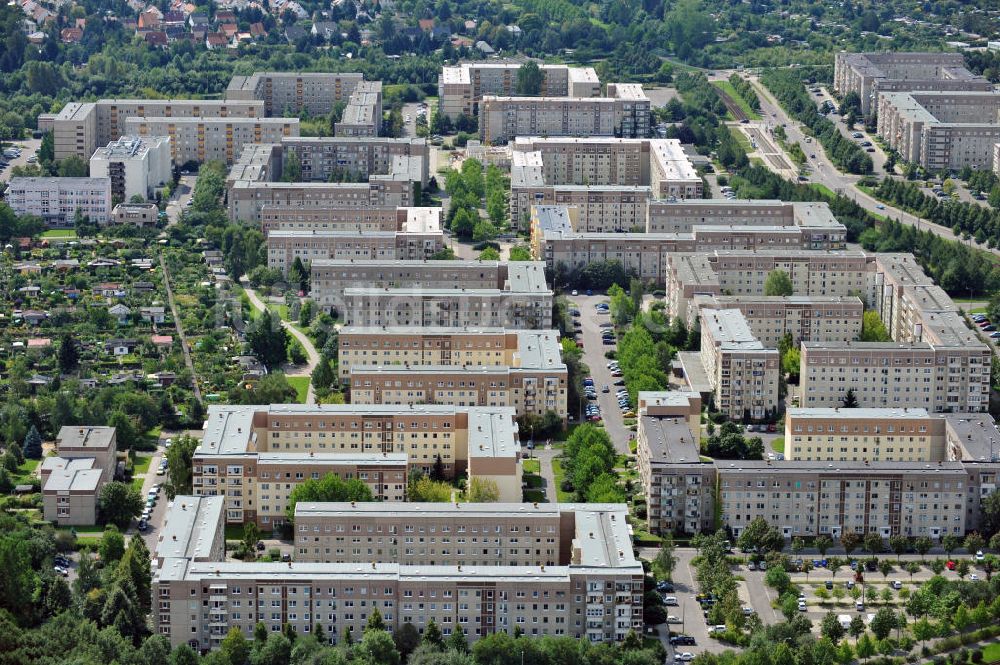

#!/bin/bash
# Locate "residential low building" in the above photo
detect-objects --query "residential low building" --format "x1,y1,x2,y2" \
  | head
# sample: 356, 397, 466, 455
42, 426, 118, 525
112, 202, 160, 226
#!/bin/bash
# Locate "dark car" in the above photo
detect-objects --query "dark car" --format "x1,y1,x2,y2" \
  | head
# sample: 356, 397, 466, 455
670, 636, 696, 646
657, 581, 675, 592
138, 519, 149, 532
256, 541, 266, 551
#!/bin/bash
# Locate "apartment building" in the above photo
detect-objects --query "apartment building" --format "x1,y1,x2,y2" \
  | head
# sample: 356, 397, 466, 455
347, 330, 568, 421
7, 176, 111, 226
530, 205, 848, 285
480, 84, 650, 145
718, 460, 968, 539
225, 72, 364, 116
942, 414, 1000, 533
311, 260, 552, 329
689, 295, 864, 346
261, 206, 439, 236
696, 309, 780, 420
89, 135, 172, 201
125, 116, 299, 166
784, 407, 944, 462
154, 495, 226, 566
41, 426, 118, 525
665, 249, 875, 324
293, 501, 567, 566
336, 81, 383, 137
646, 200, 845, 238
799, 253, 991, 413
41, 99, 264, 160
833, 52, 991, 115
635, 392, 715, 535
192, 404, 522, 525
799, 341, 991, 413
153, 500, 643, 651
876, 90, 1000, 170
266, 227, 445, 273
438, 62, 600, 119
509, 137, 702, 229
227, 139, 427, 223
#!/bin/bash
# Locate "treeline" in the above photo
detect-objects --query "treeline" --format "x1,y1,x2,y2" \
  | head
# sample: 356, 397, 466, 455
559, 424, 624, 503
727, 74, 761, 113
874, 177, 1000, 248
860, 219, 1000, 297
760, 70, 872, 175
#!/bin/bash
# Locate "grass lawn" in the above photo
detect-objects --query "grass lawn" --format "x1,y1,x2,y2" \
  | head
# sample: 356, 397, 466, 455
225, 525, 246, 541
771, 437, 785, 454
522, 459, 540, 474
550, 457, 574, 502
131, 477, 145, 492
267, 303, 290, 321
982, 643, 1000, 663
729, 126, 754, 153
131, 454, 153, 474
286, 376, 310, 403
712, 80, 762, 120
40, 229, 77, 238
810, 183, 837, 199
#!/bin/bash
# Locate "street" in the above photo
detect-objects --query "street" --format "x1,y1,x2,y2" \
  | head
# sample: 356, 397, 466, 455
165, 174, 196, 225
565, 293, 634, 455
747, 75, 1000, 260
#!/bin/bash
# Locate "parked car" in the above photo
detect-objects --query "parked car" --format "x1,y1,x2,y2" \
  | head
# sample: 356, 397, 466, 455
663, 596, 678, 606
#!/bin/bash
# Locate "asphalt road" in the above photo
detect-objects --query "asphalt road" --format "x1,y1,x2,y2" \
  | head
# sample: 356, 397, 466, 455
165, 174, 196, 225
565, 293, 633, 455
748, 75, 1000, 260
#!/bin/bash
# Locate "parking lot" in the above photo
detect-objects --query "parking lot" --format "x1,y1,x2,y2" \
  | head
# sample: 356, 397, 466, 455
0, 138, 42, 183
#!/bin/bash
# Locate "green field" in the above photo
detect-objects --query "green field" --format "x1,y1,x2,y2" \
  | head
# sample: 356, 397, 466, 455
286, 376, 310, 403
982, 643, 1000, 663
40, 229, 77, 238
771, 437, 785, 454
131, 454, 153, 474
810, 183, 837, 199
712, 80, 762, 120
131, 477, 145, 492
551, 457, 573, 502
522, 459, 540, 474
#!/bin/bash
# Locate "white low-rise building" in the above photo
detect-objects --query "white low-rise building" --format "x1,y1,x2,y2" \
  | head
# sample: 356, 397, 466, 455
89, 135, 172, 202
7, 176, 111, 226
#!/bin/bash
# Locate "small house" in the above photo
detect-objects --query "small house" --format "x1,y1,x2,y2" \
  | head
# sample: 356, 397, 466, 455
108, 304, 132, 325
105, 338, 138, 356
140, 306, 167, 323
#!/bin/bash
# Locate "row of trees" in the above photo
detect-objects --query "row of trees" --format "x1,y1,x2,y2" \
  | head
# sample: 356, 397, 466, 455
761, 70, 872, 175
704, 422, 765, 460
445, 160, 507, 241
874, 176, 1000, 251
727, 74, 761, 114
559, 425, 624, 503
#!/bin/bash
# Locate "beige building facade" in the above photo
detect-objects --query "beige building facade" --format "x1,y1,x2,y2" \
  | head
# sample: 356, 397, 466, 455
266, 228, 444, 273
225, 72, 364, 116
438, 63, 600, 119
698, 309, 780, 420
42, 426, 118, 525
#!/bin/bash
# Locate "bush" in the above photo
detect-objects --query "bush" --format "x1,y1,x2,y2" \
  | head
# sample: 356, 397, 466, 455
971, 649, 983, 664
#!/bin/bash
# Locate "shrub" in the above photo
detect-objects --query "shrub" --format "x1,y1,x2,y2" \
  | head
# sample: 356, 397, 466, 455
971, 650, 983, 664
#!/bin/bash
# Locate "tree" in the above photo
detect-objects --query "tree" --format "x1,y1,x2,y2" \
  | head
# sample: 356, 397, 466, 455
860, 311, 891, 342
816, 535, 833, 557
913, 536, 933, 560
516, 61, 544, 96
359, 628, 400, 665
21, 425, 42, 459
246, 309, 289, 370
956, 559, 970, 579
393, 623, 421, 659
653, 534, 677, 581
841, 531, 861, 557
57, 333, 79, 373
285, 473, 374, 523
929, 558, 946, 576
57, 155, 88, 177
821, 611, 846, 643
848, 615, 866, 639
508, 245, 532, 261
964, 532, 985, 556
878, 560, 892, 580
98, 481, 144, 530
281, 151, 302, 182
842, 389, 858, 409
869, 607, 896, 640
904, 561, 921, 580
407, 475, 452, 502
242, 522, 261, 560
99, 525, 127, 564
765, 567, 792, 595
764, 269, 794, 296
221, 627, 251, 665
366, 607, 387, 633
165, 435, 199, 498
467, 477, 500, 502
889, 535, 909, 560
912, 617, 935, 648
981, 492, 1000, 539
738, 516, 785, 554
855, 633, 875, 663
446, 628, 468, 653
479, 247, 500, 261
422, 619, 443, 649
942, 534, 961, 556
863, 532, 884, 555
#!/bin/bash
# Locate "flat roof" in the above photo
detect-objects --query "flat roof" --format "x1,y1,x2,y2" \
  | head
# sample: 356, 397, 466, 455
717, 460, 967, 476
506, 262, 549, 293
573, 505, 636, 568
340, 326, 511, 336
677, 351, 714, 394
943, 413, 1000, 462
256, 452, 408, 466
787, 407, 931, 420
43, 467, 102, 492
155, 495, 224, 561
295, 501, 573, 519
467, 408, 519, 458
702, 309, 763, 349
514, 330, 564, 369
641, 416, 702, 464
57, 426, 116, 450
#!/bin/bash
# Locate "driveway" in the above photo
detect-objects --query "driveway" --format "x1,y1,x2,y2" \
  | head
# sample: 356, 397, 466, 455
165, 174, 196, 225
565, 293, 633, 455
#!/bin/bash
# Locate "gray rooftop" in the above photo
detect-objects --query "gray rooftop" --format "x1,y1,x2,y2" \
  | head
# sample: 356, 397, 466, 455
943, 413, 1000, 463
57, 426, 116, 451
788, 407, 930, 419
467, 407, 520, 458
640, 416, 702, 464
702, 309, 764, 350
155, 495, 224, 562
